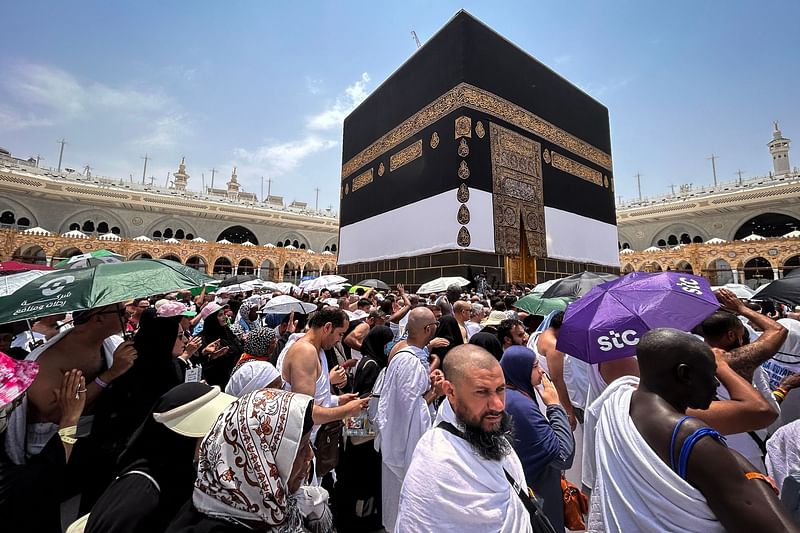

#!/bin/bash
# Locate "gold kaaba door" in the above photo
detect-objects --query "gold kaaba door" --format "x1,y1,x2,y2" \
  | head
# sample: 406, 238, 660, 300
489, 122, 544, 285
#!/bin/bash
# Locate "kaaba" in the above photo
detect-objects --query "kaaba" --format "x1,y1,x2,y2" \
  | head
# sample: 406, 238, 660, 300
337, 11, 619, 288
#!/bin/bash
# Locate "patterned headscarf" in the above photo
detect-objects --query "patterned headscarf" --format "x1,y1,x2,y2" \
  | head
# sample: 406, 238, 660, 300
192, 389, 325, 531
244, 327, 277, 357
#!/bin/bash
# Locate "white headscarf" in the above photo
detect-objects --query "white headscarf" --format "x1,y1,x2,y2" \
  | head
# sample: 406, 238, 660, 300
225, 360, 283, 397
192, 389, 332, 532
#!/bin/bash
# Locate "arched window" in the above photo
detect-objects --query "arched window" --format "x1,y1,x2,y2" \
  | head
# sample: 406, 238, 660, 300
97, 222, 109, 233
622, 242, 630, 249
185, 233, 194, 240
69, 222, 81, 231
657, 239, 666, 247
16, 217, 30, 227
216, 226, 259, 245
163, 228, 173, 239
213, 257, 233, 278
111, 226, 121, 235
175, 229, 185, 240
153, 230, 162, 239
735, 213, 800, 240
667, 235, 678, 246
238, 259, 255, 275
276, 241, 284, 247
299, 243, 306, 249
679, 233, 691, 244
324, 245, 330, 252
161, 254, 182, 263
292, 240, 299, 248
0, 211, 15, 224
330, 244, 337, 252
186, 256, 207, 273
284, 239, 291, 247
82, 221, 95, 233
743, 257, 775, 284
692, 236, 703, 243
130, 252, 153, 260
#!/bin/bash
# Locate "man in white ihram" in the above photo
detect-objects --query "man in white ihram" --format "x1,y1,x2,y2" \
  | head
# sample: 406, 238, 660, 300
395, 344, 533, 532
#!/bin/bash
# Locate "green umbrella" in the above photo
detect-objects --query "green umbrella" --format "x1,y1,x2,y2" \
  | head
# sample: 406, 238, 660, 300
348, 285, 371, 294
513, 294, 573, 316
55, 249, 125, 269
0, 259, 214, 324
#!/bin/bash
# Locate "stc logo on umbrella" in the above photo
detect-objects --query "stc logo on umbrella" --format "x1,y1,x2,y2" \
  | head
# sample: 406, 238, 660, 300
676, 276, 703, 295
597, 330, 640, 352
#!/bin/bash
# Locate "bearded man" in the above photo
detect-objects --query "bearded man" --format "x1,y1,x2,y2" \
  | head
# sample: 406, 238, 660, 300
395, 344, 534, 532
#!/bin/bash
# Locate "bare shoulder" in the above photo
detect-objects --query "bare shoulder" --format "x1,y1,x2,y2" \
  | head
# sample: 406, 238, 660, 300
285, 339, 319, 368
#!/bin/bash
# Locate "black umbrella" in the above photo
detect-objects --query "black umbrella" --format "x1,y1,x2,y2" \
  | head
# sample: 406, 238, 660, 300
541, 271, 618, 299
751, 276, 800, 307
218, 274, 257, 287
357, 278, 390, 290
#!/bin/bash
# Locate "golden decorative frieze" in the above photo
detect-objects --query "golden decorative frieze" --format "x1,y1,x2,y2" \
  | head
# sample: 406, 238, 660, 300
455, 116, 472, 139
341, 83, 612, 180
475, 121, 486, 139
430, 132, 440, 149
549, 151, 604, 187
352, 168, 374, 192
389, 140, 423, 172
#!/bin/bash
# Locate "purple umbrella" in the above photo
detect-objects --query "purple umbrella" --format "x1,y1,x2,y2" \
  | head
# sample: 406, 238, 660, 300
556, 271, 720, 363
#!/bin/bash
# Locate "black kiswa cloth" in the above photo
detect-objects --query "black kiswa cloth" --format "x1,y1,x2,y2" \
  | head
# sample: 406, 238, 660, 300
85, 383, 214, 533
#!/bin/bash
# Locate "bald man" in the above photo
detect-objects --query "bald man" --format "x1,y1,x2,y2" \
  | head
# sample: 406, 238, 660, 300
375, 306, 443, 532
396, 344, 534, 533
453, 300, 471, 343
589, 329, 794, 532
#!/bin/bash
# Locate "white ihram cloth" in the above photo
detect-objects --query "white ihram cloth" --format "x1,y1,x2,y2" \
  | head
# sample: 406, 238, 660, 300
4, 329, 122, 464
766, 419, 800, 493
374, 348, 432, 532
396, 398, 532, 533
587, 380, 725, 533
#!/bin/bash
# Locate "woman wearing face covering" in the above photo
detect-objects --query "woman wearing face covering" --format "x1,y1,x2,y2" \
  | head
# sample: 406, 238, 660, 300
499, 345, 575, 532
166, 389, 333, 533
83, 383, 236, 533
430, 315, 464, 368
77, 316, 187, 512
334, 325, 394, 532
197, 307, 243, 389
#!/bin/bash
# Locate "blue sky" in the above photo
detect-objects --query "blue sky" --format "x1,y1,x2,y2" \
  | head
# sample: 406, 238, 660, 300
1, 1, 797, 211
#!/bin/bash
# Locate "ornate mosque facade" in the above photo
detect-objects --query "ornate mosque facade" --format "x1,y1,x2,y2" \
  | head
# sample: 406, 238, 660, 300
616, 123, 800, 287
0, 152, 339, 282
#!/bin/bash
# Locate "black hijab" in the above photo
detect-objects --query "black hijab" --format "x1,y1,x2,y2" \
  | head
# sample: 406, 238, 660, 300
359, 325, 394, 368
431, 315, 464, 361
469, 332, 504, 361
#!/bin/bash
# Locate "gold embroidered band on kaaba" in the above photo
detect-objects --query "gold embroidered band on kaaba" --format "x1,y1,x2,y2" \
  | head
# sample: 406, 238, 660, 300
389, 140, 423, 172
341, 83, 612, 180
351, 168, 374, 192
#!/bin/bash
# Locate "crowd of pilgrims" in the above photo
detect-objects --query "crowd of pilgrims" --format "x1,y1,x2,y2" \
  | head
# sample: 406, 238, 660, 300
1, 280, 800, 532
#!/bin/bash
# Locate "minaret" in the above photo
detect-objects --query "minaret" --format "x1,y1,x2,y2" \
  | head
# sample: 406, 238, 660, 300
768, 121, 791, 175
173, 157, 189, 191
227, 166, 240, 197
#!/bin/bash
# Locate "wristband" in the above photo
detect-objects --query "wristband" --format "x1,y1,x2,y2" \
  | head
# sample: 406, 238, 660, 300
60, 434, 77, 445
95, 376, 109, 389
58, 425, 77, 437
773, 390, 786, 401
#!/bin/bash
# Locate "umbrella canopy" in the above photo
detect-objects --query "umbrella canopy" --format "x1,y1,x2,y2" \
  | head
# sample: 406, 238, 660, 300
0, 270, 48, 297
275, 282, 299, 294
0, 259, 213, 324
416, 276, 470, 295
750, 276, 800, 307
357, 278, 390, 290
299, 274, 348, 292
260, 295, 317, 314
218, 274, 257, 287
216, 284, 253, 295
348, 284, 371, 294
0, 261, 53, 273
54, 249, 124, 269
532, 278, 561, 294
513, 294, 573, 316
710, 283, 755, 300
556, 271, 719, 364
541, 271, 618, 299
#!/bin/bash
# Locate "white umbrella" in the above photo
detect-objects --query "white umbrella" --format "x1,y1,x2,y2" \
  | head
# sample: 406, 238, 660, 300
416, 276, 470, 295
299, 274, 348, 291
0, 270, 48, 297
532, 278, 562, 294
216, 283, 252, 295
275, 282, 299, 294
711, 283, 755, 299
261, 295, 317, 314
